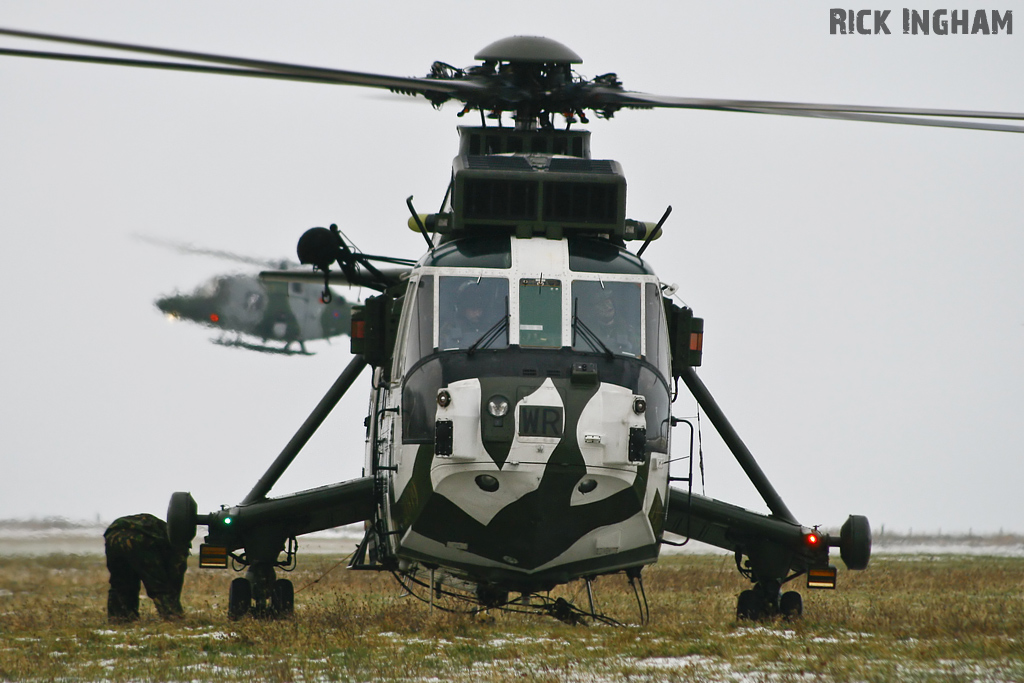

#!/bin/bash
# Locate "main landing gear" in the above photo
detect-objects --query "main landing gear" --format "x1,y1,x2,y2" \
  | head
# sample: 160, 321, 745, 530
736, 581, 803, 621
734, 515, 872, 622
228, 573, 294, 620
220, 535, 300, 620
167, 491, 298, 621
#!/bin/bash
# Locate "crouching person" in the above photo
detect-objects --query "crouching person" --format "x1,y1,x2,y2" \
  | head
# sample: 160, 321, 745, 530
104, 513, 189, 622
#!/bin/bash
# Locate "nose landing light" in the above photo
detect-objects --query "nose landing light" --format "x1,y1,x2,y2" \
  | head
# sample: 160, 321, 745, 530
487, 396, 509, 417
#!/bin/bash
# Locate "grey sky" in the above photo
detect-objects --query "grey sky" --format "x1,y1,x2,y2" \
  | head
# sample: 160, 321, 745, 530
1, 1, 1021, 534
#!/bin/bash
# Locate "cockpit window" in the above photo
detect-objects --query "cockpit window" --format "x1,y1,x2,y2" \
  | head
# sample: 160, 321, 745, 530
571, 280, 641, 357
519, 279, 562, 348
197, 278, 219, 298
438, 276, 509, 350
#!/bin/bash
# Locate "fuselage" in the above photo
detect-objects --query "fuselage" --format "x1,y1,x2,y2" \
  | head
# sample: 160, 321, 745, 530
367, 234, 673, 592
156, 275, 351, 344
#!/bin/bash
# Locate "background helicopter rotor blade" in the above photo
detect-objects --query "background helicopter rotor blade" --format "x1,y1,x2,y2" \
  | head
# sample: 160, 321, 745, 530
136, 235, 294, 270
0, 26, 486, 99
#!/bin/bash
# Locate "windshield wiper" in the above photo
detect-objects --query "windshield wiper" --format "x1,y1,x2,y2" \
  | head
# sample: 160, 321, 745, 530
572, 298, 614, 360
466, 316, 508, 356
467, 296, 510, 356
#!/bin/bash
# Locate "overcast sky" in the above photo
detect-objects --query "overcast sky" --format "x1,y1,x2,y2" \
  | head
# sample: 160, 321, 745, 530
1, 1, 1021, 535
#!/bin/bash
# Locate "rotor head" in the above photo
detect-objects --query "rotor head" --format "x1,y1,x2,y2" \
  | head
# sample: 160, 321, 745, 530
474, 36, 582, 65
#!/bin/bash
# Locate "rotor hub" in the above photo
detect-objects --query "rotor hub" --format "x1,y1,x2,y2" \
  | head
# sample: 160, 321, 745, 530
474, 36, 582, 65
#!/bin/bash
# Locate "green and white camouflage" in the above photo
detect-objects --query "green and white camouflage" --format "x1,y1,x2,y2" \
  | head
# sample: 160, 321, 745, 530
369, 236, 672, 593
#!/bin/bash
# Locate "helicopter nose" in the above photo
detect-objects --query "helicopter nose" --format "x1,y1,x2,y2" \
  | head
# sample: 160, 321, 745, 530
155, 294, 219, 325
155, 297, 179, 317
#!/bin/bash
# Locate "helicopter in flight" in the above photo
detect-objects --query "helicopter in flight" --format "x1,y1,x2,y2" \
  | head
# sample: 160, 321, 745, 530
3, 28, 1022, 623
139, 236, 361, 355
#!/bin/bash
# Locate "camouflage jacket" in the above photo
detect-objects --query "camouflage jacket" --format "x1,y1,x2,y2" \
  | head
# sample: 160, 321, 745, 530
104, 514, 190, 562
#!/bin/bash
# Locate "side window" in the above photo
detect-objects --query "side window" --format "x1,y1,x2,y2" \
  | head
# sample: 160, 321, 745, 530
571, 280, 641, 357
639, 367, 671, 452
402, 358, 442, 443
645, 282, 671, 376
438, 276, 509, 350
402, 275, 434, 375
519, 279, 562, 348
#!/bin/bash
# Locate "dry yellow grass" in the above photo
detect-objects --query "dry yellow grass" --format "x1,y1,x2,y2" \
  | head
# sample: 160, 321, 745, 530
1, 552, 1023, 681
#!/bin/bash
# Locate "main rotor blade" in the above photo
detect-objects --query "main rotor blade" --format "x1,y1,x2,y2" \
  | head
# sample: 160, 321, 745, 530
7, 26, 1022, 133
0, 27, 484, 98
615, 91, 1024, 122
603, 89, 1024, 132
0, 48, 355, 85
735, 107, 1024, 134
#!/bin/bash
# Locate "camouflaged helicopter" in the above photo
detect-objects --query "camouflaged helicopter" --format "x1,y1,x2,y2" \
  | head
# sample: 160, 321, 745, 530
139, 237, 357, 355
4, 28, 1023, 623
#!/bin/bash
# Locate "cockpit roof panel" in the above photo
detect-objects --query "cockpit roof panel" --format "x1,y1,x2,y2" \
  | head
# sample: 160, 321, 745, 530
568, 238, 653, 275
423, 235, 512, 269
419, 235, 654, 275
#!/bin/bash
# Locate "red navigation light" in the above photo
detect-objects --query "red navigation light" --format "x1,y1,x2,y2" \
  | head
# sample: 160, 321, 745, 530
210, 313, 220, 323
805, 532, 820, 547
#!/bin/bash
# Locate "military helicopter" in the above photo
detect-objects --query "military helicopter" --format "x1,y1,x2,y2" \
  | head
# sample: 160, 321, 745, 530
4, 28, 1022, 623
139, 236, 361, 355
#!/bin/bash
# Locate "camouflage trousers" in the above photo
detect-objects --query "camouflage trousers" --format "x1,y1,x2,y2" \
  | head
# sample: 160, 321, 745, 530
105, 532, 185, 622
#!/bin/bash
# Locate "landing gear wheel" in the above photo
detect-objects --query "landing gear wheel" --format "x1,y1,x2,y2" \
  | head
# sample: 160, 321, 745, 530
245, 563, 277, 618
476, 584, 509, 609
737, 589, 761, 621
780, 591, 803, 620
271, 579, 294, 618
228, 578, 251, 620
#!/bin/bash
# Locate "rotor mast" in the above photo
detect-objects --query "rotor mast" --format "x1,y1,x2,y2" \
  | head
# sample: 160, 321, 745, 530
469, 36, 586, 130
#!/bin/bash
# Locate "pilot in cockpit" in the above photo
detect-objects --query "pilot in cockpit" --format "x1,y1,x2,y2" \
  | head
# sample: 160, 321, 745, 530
573, 281, 641, 356
440, 280, 503, 350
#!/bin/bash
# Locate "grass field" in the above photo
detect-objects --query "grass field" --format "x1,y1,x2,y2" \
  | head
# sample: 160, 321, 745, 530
1, 551, 1023, 682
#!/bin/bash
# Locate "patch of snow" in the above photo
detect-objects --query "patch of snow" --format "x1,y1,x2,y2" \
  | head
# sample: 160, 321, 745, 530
635, 654, 719, 669
728, 626, 796, 639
